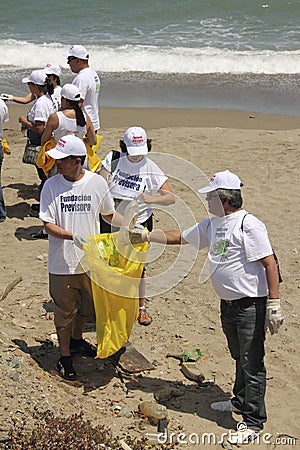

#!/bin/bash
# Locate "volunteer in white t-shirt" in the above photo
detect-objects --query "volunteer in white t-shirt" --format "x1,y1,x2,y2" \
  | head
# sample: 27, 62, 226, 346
1, 63, 62, 112
65, 45, 100, 131
0, 98, 9, 222
18, 69, 55, 190
43, 63, 62, 111
140, 170, 284, 445
31, 84, 98, 241
40, 134, 115, 381
100, 126, 175, 326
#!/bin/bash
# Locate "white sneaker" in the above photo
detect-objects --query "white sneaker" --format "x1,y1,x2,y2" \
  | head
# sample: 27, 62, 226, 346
210, 399, 240, 412
228, 428, 261, 445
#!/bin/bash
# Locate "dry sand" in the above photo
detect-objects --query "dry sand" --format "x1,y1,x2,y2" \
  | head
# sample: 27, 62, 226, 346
0, 104, 299, 449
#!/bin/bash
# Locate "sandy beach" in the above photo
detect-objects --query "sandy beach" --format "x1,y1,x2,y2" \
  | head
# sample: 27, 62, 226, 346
0, 104, 299, 449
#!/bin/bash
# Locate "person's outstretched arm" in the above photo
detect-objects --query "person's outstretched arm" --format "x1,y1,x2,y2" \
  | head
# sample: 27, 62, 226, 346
149, 229, 186, 244
12, 93, 35, 104
137, 181, 175, 206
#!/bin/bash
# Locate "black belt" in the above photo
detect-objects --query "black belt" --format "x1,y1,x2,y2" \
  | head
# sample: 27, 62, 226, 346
222, 296, 267, 307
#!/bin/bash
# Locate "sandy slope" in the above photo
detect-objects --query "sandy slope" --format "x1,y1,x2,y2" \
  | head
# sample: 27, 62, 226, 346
0, 106, 299, 449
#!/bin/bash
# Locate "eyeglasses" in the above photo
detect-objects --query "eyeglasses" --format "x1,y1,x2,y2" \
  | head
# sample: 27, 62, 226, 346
67, 57, 77, 64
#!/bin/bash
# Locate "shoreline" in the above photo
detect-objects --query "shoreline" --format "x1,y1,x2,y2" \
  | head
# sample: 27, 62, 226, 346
1, 71, 300, 118
4, 104, 300, 132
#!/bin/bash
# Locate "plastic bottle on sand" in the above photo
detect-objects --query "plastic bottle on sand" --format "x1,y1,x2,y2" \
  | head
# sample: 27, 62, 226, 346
139, 401, 168, 420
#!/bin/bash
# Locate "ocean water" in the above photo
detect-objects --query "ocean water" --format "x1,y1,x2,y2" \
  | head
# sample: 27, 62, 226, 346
0, 0, 300, 115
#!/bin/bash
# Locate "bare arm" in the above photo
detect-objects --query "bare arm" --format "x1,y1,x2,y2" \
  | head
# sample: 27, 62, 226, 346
260, 254, 279, 299
43, 222, 73, 240
102, 211, 124, 228
149, 229, 187, 245
99, 167, 110, 181
12, 93, 35, 104
85, 114, 97, 146
137, 180, 175, 206
41, 113, 59, 145
18, 117, 46, 135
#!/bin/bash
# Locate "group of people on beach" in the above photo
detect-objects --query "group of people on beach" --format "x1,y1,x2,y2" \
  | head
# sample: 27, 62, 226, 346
0, 44, 284, 446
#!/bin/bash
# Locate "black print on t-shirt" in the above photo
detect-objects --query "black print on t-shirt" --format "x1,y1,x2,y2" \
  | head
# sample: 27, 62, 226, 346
60, 194, 92, 213
112, 169, 143, 192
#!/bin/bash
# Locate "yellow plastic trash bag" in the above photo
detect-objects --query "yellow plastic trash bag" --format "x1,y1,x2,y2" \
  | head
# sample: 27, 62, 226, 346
37, 136, 103, 175
84, 232, 148, 358
36, 139, 56, 177
2, 138, 11, 155
93, 134, 103, 153
83, 135, 103, 172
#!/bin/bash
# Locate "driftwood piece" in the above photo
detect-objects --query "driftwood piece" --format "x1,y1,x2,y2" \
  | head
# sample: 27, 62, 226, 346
0, 276, 22, 302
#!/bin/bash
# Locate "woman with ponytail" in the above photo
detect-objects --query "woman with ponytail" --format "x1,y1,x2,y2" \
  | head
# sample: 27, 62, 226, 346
33, 84, 97, 239
41, 83, 96, 147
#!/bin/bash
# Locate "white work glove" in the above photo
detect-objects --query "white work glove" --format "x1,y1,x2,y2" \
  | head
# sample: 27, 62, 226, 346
117, 225, 149, 247
265, 298, 284, 335
128, 225, 150, 245
73, 233, 88, 250
0, 93, 13, 101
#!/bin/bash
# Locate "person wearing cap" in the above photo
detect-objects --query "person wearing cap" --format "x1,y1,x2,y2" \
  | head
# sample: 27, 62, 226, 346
41, 83, 96, 147
18, 69, 55, 189
0, 98, 9, 222
130, 169, 284, 444
1, 63, 62, 111
30, 83, 97, 240
65, 45, 100, 132
99, 126, 175, 326
39, 134, 115, 381
43, 63, 62, 111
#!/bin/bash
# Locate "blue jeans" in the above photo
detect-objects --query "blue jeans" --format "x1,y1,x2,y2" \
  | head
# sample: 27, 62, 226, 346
221, 297, 267, 431
0, 143, 6, 221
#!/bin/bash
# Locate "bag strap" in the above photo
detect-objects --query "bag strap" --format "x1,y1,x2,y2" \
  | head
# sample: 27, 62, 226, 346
241, 212, 251, 231
110, 150, 121, 173
240, 212, 282, 283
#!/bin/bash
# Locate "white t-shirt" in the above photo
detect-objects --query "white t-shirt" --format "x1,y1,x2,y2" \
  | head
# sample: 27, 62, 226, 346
27, 95, 54, 124
182, 210, 273, 300
102, 152, 168, 224
40, 170, 114, 275
0, 99, 9, 139
72, 67, 100, 130
52, 85, 62, 111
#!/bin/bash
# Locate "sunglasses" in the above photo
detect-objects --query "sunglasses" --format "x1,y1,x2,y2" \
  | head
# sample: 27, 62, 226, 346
67, 56, 77, 64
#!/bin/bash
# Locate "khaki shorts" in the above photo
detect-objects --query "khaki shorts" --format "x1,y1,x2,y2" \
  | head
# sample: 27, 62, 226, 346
49, 273, 95, 329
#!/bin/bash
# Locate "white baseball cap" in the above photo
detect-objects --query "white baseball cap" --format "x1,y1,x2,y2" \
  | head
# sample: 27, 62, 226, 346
61, 84, 81, 101
65, 45, 89, 60
198, 170, 243, 193
46, 135, 87, 159
123, 126, 148, 156
22, 69, 47, 85
44, 63, 62, 77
